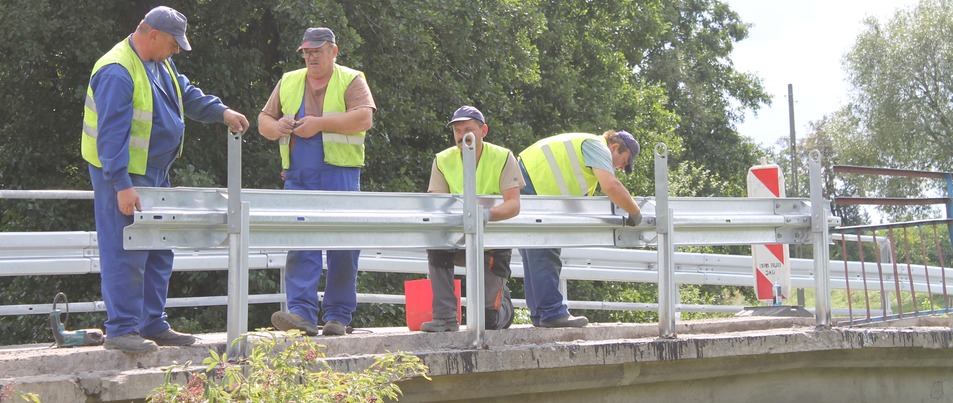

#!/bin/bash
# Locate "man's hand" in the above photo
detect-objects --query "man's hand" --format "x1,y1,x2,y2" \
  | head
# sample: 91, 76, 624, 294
117, 188, 141, 216
483, 206, 492, 226
223, 109, 250, 133
625, 212, 642, 227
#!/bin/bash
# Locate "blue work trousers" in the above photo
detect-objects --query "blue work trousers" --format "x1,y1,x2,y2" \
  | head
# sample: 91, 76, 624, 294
517, 248, 569, 324
283, 135, 361, 325
516, 159, 569, 324
89, 164, 174, 338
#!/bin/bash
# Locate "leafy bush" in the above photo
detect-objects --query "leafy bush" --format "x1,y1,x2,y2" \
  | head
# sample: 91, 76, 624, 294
148, 330, 429, 402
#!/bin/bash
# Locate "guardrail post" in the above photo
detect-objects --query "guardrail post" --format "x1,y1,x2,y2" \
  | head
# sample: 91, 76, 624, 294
462, 132, 486, 347
809, 150, 831, 328
225, 129, 249, 357
655, 144, 677, 338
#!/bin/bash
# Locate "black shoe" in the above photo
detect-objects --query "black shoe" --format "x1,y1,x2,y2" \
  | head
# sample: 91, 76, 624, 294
538, 314, 588, 328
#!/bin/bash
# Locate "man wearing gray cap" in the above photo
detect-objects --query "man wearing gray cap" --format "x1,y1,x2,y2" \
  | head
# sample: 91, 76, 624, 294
516, 130, 643, 328
259, 27, 376, 337
419, 106, 524, 332
81, 6, 249, 353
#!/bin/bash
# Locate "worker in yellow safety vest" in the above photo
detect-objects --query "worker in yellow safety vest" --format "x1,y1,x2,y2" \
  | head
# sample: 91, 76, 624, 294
419, 106, 525, 332
258, 27, 377, 337
517, 130, 643, 327
83, 6, 249, 353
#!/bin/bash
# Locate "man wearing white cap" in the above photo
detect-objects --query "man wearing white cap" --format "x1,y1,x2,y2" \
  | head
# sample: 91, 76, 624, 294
259, 27, 376, 337
81, 6, 249, 353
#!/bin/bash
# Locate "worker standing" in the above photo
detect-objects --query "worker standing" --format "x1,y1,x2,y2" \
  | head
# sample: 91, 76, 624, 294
258, 27, 376, 337
82, 6, 250, 353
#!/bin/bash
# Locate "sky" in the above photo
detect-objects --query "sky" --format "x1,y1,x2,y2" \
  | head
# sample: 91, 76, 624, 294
725, 0, 920, 149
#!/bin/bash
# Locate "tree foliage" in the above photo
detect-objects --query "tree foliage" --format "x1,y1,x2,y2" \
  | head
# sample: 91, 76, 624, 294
0, 0, 770, 344
845, 0, 953, 173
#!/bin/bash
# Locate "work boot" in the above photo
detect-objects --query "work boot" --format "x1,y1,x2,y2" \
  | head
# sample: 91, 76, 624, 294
104, 333, 158, 353
144, 328, 197, 346
537, 314, 589, 328
271, 311, 320, 336
322, 320, 347, 336
420, 317, 460, 332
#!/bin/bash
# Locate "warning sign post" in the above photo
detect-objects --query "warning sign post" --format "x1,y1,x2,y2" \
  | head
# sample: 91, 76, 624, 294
747, 160, 791, 304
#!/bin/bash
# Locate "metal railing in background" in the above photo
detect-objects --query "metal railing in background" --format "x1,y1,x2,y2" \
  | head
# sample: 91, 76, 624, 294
832, 165, 953, 325
832, 220, 953, 326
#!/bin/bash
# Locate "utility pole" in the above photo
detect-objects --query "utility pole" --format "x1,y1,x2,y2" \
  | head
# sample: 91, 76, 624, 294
788, 83, 805, 306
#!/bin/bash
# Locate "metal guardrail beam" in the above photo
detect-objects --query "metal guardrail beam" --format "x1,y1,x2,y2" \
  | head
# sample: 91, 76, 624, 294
123, 189, 831, 251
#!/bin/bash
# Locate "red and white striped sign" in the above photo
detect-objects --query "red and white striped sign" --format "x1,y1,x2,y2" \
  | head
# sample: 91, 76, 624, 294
747, 162, 790, 303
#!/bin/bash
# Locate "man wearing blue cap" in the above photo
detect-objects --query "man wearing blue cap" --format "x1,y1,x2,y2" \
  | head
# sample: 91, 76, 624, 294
419, 106, 524, 332
516, 130, 643, 327
81, 6, 250, 353
258, 27, 376, 337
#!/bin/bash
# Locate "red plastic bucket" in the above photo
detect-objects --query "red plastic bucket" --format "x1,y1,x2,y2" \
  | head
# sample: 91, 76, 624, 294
404, 278, 461, 331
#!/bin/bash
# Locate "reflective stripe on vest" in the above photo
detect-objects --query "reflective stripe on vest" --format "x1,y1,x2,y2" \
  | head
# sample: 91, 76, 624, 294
435, 142, 511, 195
518, 133, 602, 196
80, 38, 183, 175
277, 64, 366, 169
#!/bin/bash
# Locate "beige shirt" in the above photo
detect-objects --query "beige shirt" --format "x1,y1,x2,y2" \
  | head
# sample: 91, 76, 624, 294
428, 151, 525, 194
260, 73, 376, 120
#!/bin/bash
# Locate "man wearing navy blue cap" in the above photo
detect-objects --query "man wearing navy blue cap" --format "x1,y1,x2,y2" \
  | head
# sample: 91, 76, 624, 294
516, 130, 642, 327
419, 106, 524, 332
81, 6, 249, 353
259, 27, 376, 337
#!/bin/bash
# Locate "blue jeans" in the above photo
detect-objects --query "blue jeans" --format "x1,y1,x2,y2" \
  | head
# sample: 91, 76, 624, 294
283, 136, 361, 325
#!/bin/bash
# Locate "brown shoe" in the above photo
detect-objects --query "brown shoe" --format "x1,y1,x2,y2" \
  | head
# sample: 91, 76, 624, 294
271, 311, 320, 336
144, 328, 197, 346
104, 333, 158, 353
420, 317, 460, 332
322, 320, 348, 336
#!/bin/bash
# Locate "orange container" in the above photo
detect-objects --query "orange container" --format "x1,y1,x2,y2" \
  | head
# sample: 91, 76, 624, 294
404, 278, 461, 331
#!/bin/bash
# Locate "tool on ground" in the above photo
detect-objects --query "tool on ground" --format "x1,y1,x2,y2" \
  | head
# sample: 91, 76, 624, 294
50, 292, 104, 347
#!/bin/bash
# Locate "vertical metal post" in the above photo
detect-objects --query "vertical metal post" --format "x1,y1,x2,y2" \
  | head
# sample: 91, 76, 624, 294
945, 173, 953, 251
655, 144, 676, 338
789, 84, 806, 307
809, 150, 831, 328
225, 130, 249, 357
461, 132, 485, 348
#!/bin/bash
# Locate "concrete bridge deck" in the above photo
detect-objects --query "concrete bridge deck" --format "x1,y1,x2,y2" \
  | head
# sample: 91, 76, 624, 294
3, 316, 953, 402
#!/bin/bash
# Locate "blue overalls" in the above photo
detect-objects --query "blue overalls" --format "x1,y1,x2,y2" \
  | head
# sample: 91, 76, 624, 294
88, 41, 227, 338
283, 105, 361, 326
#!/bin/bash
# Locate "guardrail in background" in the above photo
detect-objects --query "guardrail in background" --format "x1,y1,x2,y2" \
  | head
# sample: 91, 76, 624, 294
8, 231, 950, 319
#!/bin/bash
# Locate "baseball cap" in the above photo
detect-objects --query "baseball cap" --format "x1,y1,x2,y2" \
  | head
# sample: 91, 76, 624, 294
144, 6, 191, 51
298, 27, 336, 50
617, 130, 641, 174
446, 106, 485, 127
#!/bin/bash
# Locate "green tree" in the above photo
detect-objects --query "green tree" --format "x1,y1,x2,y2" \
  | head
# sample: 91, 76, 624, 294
640, 0, 772, 194
0, 0, 772, 344
844, 0, 953, 173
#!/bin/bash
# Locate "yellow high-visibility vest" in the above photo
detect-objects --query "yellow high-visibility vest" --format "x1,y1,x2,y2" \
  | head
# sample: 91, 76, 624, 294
81, 38, 183, 175
518, 133, 603, 196
435, 142, 511, 195
277, 65, 366, 169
